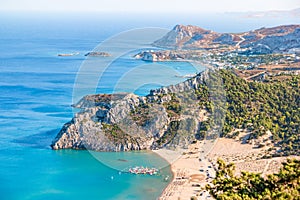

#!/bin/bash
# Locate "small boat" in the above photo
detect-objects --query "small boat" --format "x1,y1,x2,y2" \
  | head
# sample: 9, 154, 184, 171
128, 166, 158, 175
57, 52, 79, 57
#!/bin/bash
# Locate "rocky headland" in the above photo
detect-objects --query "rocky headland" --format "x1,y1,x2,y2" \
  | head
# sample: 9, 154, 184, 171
51, 70, 211, 151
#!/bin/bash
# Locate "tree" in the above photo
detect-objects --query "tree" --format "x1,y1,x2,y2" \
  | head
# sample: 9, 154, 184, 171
205, 159, 300, 200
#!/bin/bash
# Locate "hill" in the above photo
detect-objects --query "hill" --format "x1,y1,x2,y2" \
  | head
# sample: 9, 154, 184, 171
51, 69, 300, 157
153, 24, 300, 54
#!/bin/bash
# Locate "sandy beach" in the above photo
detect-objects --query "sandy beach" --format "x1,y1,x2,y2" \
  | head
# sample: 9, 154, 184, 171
155, 137, 300, 200
154, 141, 216, 200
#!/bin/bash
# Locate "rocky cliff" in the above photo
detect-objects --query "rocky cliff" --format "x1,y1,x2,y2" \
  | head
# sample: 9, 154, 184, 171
153, 25, 220, 49
51, 71, 211, 151
153, 24, 300, 54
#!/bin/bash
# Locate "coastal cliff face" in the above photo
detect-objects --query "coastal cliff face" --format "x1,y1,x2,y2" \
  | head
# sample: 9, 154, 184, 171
51, 71, 210, 151
149, 70, 209, 95
153, 24, 300, 54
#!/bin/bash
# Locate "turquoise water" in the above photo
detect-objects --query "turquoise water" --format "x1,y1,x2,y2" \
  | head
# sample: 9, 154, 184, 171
1, 12, 299, 200
0, 14, 201, 200
0, 148, 171, 200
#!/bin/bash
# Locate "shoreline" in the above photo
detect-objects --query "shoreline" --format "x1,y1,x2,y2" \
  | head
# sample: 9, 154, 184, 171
152, 148, 181, 199
159, 162, 176, 200
153, 136, 300, 200
153, 141, 215, 200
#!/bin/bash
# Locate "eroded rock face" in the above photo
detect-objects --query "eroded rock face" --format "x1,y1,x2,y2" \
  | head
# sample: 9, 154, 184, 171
149, 70, 209, 95
51, 71, 210, 151
51, 121, 83, 150
51, 93, 152, 151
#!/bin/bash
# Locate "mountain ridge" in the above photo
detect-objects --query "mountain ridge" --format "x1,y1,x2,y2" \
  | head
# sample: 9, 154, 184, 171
153, 24, 300, 54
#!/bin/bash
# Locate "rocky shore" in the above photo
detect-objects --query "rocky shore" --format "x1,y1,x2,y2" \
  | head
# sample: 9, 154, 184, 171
133, 50, 185, 62
51, 70, 211, 151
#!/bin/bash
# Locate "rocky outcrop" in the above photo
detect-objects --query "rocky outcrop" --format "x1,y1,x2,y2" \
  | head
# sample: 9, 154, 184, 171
52, 93, 155, 151
51, 71, 211, 151
84, 52, 111, 57
149, 70, 209, 95
133, 50, 185, 62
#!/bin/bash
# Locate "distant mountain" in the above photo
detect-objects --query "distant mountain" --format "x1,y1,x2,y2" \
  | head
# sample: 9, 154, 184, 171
153, 24, 300, 54
236, 8, 300, 18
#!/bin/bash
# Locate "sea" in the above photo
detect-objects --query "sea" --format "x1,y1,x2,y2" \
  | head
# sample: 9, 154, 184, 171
0, 11, 299, 200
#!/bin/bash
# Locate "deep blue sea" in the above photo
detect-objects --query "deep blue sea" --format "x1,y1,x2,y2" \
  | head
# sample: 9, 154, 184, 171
0, 11, 299, 200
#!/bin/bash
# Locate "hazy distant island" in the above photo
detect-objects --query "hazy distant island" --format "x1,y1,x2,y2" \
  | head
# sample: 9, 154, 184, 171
51, 24, 300, 200
57, 51, 111, 57
84, 51, 111, 57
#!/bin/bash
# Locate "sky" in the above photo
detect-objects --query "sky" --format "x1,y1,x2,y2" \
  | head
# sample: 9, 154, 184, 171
1, 0, 300, 13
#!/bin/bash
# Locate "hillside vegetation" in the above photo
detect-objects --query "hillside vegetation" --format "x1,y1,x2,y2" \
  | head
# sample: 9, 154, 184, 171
206, 158, 300, 200
209, 70, 300, 156
130, 69, 300, 155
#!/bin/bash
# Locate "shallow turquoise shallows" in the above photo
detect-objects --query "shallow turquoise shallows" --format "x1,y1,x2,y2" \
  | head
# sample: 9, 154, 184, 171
0, 14, 203, 200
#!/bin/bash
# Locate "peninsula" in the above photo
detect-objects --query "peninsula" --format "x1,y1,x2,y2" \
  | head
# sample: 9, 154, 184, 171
51, 24, 300, 200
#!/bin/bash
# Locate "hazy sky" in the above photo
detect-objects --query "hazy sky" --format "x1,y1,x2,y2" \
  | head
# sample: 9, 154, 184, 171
1, 0, 300, 13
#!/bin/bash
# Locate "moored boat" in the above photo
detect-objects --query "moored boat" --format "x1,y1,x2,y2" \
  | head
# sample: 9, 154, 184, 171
128, 166, 158, 175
